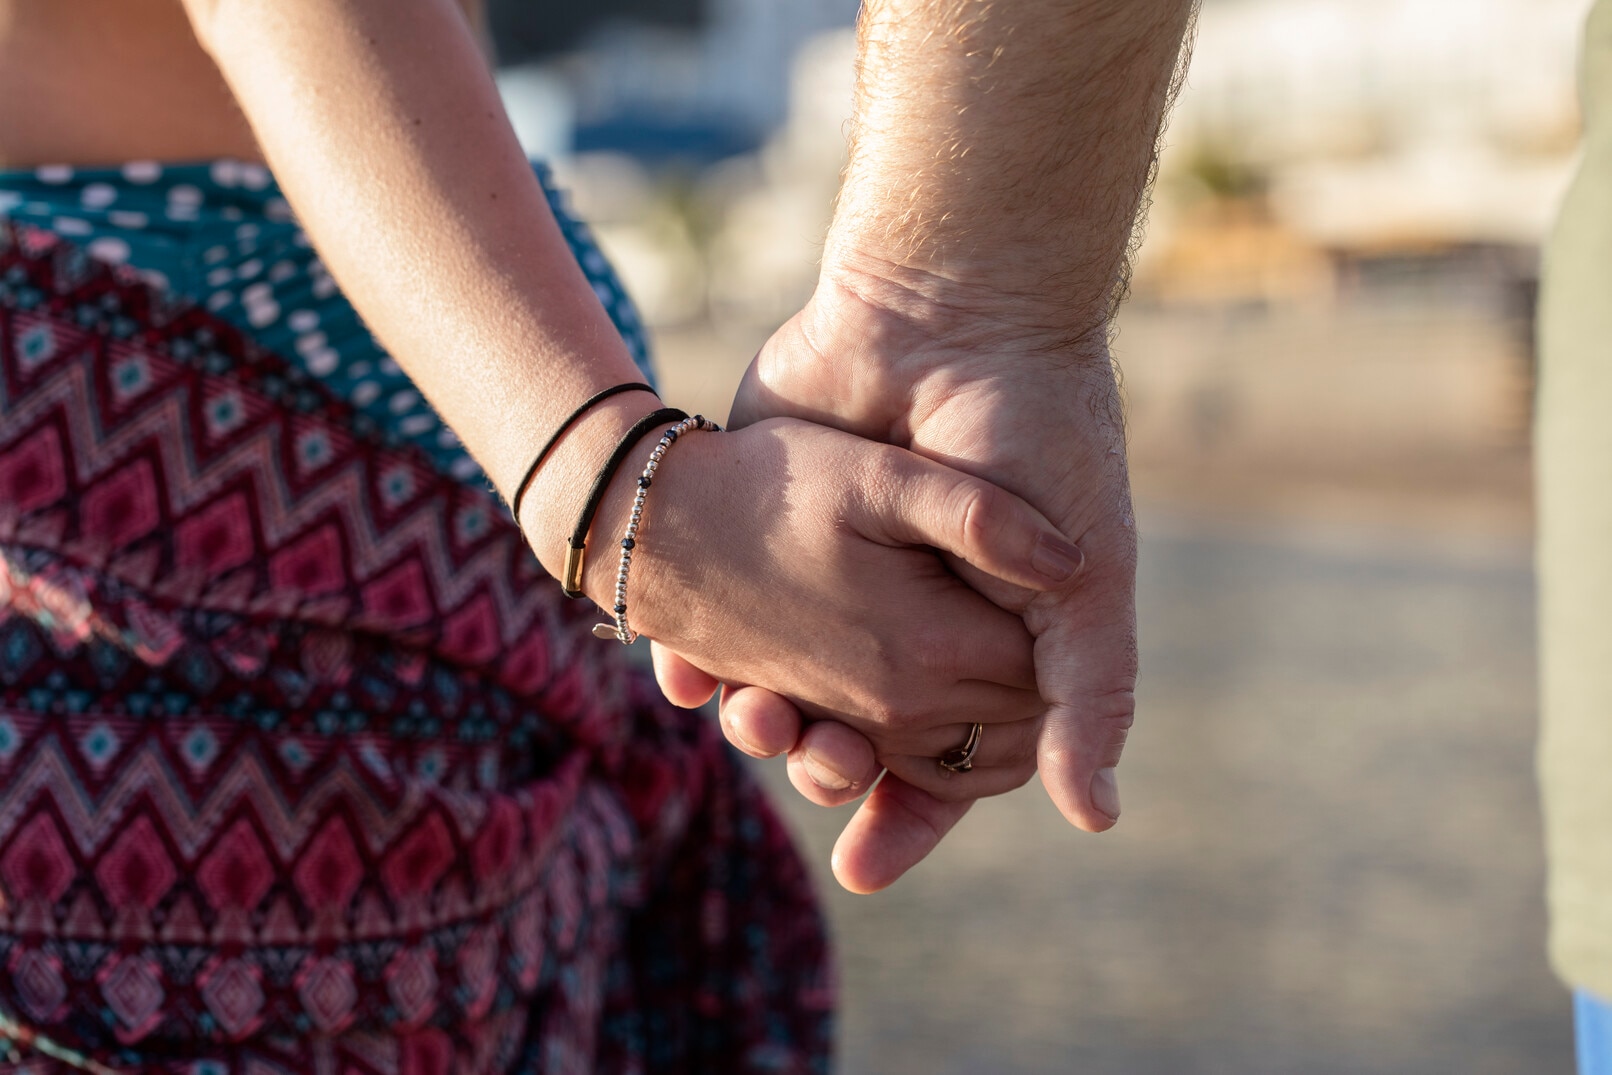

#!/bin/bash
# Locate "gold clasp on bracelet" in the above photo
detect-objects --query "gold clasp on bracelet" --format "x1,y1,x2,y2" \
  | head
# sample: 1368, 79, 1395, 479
561, 541, 586, 598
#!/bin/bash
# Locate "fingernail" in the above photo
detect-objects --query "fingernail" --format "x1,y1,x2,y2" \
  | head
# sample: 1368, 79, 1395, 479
1090, 767, 1121, 822
803, 755, 853, 791
723, 717, 763, 757
1031, 535, 1084, 583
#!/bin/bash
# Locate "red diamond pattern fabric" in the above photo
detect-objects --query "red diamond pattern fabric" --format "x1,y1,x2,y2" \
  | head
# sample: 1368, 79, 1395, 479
0, 217, 832, 1072
99, 955, 166, 1045
94, 814, 179, 911
1, 811, 75, 904
196, 817, 276, 911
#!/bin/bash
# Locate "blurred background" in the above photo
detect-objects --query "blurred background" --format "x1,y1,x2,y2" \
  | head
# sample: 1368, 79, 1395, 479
490, 0, 1585, 1070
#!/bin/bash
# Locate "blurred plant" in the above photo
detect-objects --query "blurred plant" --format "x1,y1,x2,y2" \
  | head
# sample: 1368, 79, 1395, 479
1178, 143, 1270, 203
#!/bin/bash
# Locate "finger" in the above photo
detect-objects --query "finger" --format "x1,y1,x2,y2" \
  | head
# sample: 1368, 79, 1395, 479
786, 723, 880, 807
862, 678, 1043, 728
880, 754, 1037, 802
719, 684, 803, 758
942, 552, 1035, 615
649, 641, 721, 708
728, 347, 783, 431
1033, 593, 1139, 832
871, 713, 1042, 762
830, 775, 973, 894
875, 717, 1041, 802
885, 594, 1039, 693
729, 314, 875, 435
850, 446, 1085, 593
1038, 696, 1133, 833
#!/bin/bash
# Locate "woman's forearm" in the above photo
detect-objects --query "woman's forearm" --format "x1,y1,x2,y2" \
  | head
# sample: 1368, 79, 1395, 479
183, 0, 646, 510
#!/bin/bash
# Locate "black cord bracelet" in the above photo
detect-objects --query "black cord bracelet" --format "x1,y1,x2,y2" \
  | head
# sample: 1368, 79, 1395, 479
508, 382, 658, 528
560, 406, 687, 599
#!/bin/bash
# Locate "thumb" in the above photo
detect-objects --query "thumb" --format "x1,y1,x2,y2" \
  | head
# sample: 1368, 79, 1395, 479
1038, 695, 1133, 833
728, 352, 780, 432
1030, 570, 1138, 832
851, 446, 1085, 594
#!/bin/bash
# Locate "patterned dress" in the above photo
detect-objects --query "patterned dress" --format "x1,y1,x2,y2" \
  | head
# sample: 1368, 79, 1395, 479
0, 161, 833, 1074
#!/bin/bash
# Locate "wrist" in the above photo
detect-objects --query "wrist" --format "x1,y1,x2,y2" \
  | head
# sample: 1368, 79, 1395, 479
813, 249, 1111, 362
760, 262, 1113, 444
515, 394, 673, 597
585, 414, 725, 641
576, 418, 736, 650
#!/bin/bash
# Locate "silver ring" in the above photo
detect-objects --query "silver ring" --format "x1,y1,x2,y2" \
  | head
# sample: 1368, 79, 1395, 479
939, 722, 983, 773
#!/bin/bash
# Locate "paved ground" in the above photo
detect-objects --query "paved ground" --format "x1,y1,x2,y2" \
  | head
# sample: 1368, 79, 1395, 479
749, 503, 1566, 1075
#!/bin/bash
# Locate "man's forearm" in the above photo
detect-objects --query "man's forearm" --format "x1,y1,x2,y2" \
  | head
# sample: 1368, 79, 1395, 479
725, 0, 1192, 859
826, 0, 1197, 346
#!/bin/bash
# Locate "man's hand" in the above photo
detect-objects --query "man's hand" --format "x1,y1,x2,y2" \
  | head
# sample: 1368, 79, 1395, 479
654, 271, 1138, 892
656, 0, 1191, 892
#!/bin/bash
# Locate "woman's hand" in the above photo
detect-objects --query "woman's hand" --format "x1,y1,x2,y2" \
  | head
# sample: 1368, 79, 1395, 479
520, 402, 1085, 801
656, 269, 1139, 892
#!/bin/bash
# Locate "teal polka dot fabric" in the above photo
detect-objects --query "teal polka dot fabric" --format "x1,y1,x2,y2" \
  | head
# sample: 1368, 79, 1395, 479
0, 159, 655, 483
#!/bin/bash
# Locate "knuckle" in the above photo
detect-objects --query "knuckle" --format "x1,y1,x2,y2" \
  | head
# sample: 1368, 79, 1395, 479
877, 698, 926, 733
1102, 722, 1133, 766
1089, 687, 1138, 731
848, 446, 903, 520
862, 634, 902, 695
951, 480, 999, 555
859, 683, 923, 732
862, 441, 904, 487
1087, 688, 1136, 765
860, 634, 944, 731
1040, 687, 1138, 770
856, 665, 907, 729
906, 621, 961, 680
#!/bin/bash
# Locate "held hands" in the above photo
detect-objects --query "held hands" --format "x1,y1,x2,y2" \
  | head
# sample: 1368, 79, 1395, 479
521, 405, 1086, 803
653, 270, 1140, 892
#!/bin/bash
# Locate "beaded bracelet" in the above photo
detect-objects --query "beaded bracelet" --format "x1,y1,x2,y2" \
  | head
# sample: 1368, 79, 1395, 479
593, 413, 720, 644
560, 407, 687, 598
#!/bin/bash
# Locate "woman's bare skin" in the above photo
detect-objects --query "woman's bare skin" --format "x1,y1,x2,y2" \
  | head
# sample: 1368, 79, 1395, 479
0, 0, 1177, 893
0, 0, 480, 167
0, 0, 1082, 892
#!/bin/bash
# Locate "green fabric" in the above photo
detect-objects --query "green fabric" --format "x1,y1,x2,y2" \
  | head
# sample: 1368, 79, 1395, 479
1539, 0, 1612, 1000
